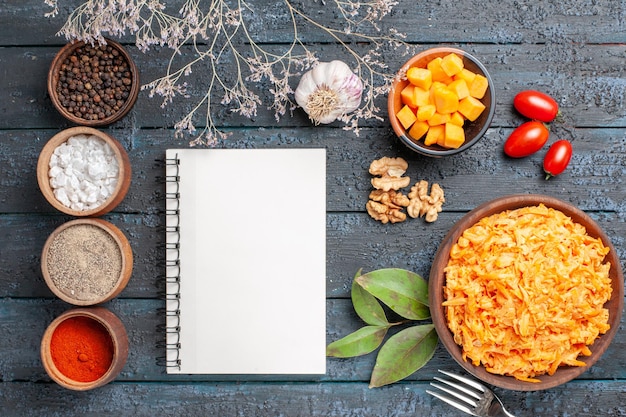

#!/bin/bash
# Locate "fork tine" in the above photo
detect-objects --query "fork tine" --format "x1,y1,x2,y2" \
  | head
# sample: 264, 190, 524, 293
438, 369, 486, 392
430, 381, 478, 406
426, 388, 477, 416
433, 376, 482, 401
430, 370, 515, 417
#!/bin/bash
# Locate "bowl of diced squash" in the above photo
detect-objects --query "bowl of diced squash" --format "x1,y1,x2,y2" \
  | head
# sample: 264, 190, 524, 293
388, 47, 495, 157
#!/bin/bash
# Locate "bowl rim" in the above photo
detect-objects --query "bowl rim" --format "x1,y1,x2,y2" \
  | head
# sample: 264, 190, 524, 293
41, 218, 134, 306
40, 307, 129, 391
388, 47, 496, 157
36, 126, 131, 217
429, 193, 624, 391
47, 38, 140, 126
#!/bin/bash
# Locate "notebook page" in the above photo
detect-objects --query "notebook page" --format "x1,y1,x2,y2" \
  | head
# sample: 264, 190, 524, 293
165, 148, 326, 375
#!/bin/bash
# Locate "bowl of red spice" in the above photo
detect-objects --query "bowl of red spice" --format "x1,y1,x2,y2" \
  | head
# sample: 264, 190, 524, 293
41, 306, 129, 390
37, 126, 132, 217
48, 38, 140, 126
41, 218, 133, 306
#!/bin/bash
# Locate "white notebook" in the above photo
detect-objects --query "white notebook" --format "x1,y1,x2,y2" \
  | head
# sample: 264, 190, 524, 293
164, 148, 327, 375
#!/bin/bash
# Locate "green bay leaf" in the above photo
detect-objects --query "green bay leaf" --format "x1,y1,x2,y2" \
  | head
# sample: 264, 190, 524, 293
351, 269, 389, 326
369, 324, 438, 388
326, 325, 389, 358
355, 268, 430, 320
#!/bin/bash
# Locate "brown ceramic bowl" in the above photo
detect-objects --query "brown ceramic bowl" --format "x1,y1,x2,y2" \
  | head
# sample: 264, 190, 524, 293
41, 218, 133, 306
429, 194, 624, 391
48, 38, 139, 126
388, 47, 495, 157
41, 307, 129, 391
37, 126, 131, 217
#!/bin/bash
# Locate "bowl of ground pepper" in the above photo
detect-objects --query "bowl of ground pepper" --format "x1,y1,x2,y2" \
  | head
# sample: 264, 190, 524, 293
41, 218, 133, 306
41, 306, 129, 390
48, 38, 139, 126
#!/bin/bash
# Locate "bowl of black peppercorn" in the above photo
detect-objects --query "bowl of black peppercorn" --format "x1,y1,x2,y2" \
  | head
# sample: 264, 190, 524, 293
48, 38, 140, 126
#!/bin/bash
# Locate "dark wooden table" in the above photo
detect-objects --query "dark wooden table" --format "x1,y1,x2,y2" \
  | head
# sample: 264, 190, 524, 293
1, 0, 625, 415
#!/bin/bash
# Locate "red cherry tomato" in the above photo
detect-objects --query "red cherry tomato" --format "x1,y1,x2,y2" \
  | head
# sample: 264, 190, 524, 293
503, 121, 550, 158
543, 140, 573, 179
513, 90, 559, 122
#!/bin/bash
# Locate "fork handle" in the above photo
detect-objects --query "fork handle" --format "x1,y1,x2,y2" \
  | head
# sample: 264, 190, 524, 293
489, 402, 515, 417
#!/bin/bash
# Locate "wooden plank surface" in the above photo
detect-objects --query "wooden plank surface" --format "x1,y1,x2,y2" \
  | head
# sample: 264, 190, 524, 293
1, 0, 625, 415
2, 43, 626, 130
3, 0, 626, 45
3, 380, 626, 417
2, 208, 625, 299
1, 127, 625, 214
1, 298, 625, 382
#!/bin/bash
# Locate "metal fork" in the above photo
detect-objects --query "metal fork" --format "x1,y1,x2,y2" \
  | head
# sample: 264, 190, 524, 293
426, 370, 516, 417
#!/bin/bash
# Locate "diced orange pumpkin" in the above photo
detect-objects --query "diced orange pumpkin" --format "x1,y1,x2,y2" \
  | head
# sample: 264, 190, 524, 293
454, 68, 477, 85
429, 81, 447, 93
417, 104, 436, 121
448, 79, 470, 100
444, 122, 466, 148
427, 112, 451, 126
396, 54, 490, 148
400, 84, 417, 107
436, 129, 448, 147
449, 111, 465, 127
396, 104, 417, 129
413, 87, 431, 107
427, 57, 453, 84
407, 67, 432, 90
424, 124, 444, 146
441, 53, 464, 77
469, 74, 489, 99
433, 87, 459, 114
408, 120, 429, 140
458, 96, 486, 122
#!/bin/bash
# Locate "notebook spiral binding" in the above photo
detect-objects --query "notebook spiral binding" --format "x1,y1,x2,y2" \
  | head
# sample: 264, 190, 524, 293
163, 155, 182, 371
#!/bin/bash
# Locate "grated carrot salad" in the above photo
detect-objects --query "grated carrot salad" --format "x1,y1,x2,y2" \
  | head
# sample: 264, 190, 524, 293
443, 204, 612, 382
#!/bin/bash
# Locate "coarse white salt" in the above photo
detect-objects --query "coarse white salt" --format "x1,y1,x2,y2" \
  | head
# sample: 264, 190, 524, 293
48, 134, 120, 211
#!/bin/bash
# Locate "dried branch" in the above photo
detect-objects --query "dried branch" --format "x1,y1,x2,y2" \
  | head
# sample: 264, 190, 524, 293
45, 0, 413, 146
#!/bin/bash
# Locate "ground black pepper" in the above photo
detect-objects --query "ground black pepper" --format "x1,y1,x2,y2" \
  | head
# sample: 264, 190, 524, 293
56, 43, 133, 122
46, 224, 123, 302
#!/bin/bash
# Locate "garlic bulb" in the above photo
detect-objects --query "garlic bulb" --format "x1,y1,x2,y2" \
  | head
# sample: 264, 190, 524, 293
295, 60, 363, 125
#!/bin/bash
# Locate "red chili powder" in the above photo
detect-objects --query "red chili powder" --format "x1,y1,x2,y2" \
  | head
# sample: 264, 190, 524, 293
50, 316, 114, 382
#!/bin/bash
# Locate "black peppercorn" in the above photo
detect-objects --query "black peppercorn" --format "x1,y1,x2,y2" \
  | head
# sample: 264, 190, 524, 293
55, 42, 134, 122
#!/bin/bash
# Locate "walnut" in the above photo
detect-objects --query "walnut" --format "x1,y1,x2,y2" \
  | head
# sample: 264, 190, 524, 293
366, 189, 410, 224
371, 175, 411, 192
407, 180, 445, 222
366, 201, 406, 224
369, 189, 410, 207
366, 157, 447, 224
369, 157, 411, 191
369, 157, 408, 177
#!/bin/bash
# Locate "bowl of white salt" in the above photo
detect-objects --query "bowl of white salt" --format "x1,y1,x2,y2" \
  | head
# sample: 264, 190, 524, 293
41, 218, 133, 306
37, 126, 131, 217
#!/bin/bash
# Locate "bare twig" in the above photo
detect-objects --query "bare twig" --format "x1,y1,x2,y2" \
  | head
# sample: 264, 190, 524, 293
45, 0, 413, 146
